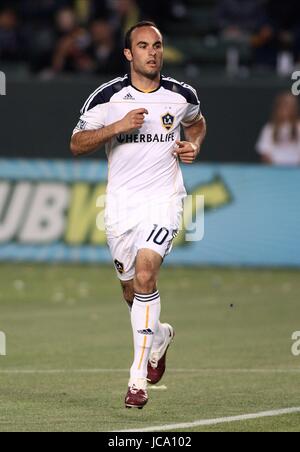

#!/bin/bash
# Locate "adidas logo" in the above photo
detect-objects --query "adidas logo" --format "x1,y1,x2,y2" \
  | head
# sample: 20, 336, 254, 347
123, 93, 135, 100
137, 328, 154, 335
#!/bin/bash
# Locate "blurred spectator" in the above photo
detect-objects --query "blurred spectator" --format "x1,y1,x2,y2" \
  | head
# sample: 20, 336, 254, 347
107, 0, 141, 43
265, 0, 300, 65
19, 0, 68, 24
217, 0, 266, 39
137, 0, 187, 30
51, 7, 92, 75
105, 0, 187, 42
87, 19, 125, 75
21, 1, 72, 73
250, 0, 300, 69
216, 0, 276, 70
50, 12, 125, 76
256, 92, 300, 166
75, 0, 111, 23
0, 7, 23, 61
56, 6, 78, 36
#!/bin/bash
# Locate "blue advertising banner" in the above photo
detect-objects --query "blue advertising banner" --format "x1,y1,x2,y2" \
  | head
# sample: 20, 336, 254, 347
0, 159, 299, 267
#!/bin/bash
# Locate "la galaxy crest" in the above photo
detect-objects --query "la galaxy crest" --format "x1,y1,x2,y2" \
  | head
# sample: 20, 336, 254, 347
161, 112, 175, 131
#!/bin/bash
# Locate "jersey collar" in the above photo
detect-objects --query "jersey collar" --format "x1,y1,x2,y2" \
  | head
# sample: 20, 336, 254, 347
128, 74, 162, 94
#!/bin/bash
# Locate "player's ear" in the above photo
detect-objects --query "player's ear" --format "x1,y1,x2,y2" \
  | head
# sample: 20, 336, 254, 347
124, 48, 133, 63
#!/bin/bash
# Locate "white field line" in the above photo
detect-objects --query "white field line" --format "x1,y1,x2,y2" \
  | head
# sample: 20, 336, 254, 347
0, 368, 300, 375
117, 407, 300, 432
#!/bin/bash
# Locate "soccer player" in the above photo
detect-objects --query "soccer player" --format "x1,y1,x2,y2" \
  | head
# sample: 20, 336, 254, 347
70, 21, 207, 409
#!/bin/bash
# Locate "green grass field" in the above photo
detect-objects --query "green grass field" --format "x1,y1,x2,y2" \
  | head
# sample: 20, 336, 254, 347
0, 264, 300, 432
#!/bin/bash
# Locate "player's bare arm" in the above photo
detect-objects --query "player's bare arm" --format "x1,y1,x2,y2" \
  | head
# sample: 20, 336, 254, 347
175, 116, 207, 164
70, 108, 148, 156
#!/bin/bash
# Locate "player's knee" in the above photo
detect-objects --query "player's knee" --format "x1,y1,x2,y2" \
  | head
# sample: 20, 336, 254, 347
134, 270, 156, 294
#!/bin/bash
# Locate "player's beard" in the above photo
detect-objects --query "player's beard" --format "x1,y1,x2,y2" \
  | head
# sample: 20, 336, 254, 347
142, 70, 159, 80
133, 61, 162, 80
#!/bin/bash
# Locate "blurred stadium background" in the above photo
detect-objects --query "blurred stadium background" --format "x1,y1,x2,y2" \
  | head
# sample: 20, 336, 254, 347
0, 0, 300, 432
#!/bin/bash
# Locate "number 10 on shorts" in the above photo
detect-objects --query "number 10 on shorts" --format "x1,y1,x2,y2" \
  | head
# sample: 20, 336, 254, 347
147, 225, 171, 245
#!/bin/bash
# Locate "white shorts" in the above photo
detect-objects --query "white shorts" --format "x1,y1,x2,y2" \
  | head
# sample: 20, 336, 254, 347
106, 221, 179, 281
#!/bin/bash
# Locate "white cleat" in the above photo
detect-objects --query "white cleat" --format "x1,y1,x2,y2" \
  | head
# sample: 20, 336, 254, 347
147, 323, 175, 385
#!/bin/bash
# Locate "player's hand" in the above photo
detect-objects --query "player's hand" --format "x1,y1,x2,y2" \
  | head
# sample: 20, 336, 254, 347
117, 109, 149, 134
173, 141, 199, 164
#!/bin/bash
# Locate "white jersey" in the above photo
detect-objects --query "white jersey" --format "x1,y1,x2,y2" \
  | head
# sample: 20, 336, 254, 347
73, 74, 202, 235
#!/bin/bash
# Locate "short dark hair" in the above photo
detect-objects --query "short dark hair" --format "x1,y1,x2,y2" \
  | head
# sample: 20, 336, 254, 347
124, 21, 161, 50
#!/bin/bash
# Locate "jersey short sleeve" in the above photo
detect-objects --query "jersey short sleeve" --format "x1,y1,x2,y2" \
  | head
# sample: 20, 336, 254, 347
72, 105, 108, 135
72, 90, 109, 135
72, 77, 130, 135
181, 85, 202, 127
